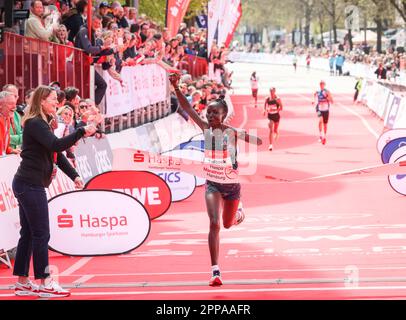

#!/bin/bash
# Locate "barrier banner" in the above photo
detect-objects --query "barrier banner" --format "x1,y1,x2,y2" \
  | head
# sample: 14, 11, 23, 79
48, 190, 150, 256
151, 170, 196, 202
0, 155, 78, 251
74, 136, 113, 183
85, 171, 171, 220
384, 95, 402, 129
103, 64, 167, 117
393, 98, 406, 129
389, 154, 406, 196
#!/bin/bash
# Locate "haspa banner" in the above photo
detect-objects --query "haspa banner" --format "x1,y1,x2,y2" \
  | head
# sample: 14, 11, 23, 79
85, 171, 172, 220
48, 190, 150, 256
166, 0, 192, 38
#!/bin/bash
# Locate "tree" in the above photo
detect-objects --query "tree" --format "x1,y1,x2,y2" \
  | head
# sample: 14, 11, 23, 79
321, 0, 345, 44
388, 0, 406, 24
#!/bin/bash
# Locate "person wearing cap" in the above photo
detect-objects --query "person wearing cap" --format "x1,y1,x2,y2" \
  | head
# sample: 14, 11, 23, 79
99, 1, 110, 17
313, 80, 333, 145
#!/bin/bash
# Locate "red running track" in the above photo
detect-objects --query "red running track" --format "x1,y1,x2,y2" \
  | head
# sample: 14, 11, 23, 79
1, 93, 406, 300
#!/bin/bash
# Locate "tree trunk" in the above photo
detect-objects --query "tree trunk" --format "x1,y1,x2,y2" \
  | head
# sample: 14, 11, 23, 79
376, 18, 383, 53
348, 29, 353, 51
299, 20, 303, 45
319, 19, 324, 47
332, 1, 337, 43
333, 25, 337, 43
304, 5, 311, 47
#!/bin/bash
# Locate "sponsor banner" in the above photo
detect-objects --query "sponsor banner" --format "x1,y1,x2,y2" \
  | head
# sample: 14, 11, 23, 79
393, 98, 406, 129
164, 148, 206, 186
381, 137, 406, 163
376, 129, 406, 154
388, 154, 406, 196
85, 171, 172, 220
74, 136, 113, 183
106, 128, 140, 150
217, 0, 242, 48
208, 0, 224, 54
384, 95, 402, 129
166, 0, 192, 38
0, 155, 78, 251
113, 148, 240, 184
150, 170, 196, 202
48, 190, 150, 256
175, 140, 205, 152
103, 64, 167, 117
196, 14, 207, 29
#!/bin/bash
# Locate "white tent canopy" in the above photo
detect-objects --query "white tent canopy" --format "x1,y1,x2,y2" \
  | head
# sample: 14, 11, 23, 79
352, 30, 389, 44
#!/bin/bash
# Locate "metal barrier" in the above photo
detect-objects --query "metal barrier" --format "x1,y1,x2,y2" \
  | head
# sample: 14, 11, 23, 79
0, 32, 90, 101
184, 54, 208, 79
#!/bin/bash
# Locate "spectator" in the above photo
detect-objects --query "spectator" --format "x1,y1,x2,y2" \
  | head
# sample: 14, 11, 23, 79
140, 23, 149, 44
127, 7, 137, 26
56, 90, 66, 110
335, 53, 345, 76
55, 105, 76, 166
0, 91, 20, 156
64, 86, 80, 124
62, 0, 87, 43
3, 84, 23, 151
375, 63, 387, 80
98, 1, 110, 17
17, 89, 35, 116
74, 14, 115, 106
114, 5, 129, 29
329, 53, 335, 76
25, 0, 58, 41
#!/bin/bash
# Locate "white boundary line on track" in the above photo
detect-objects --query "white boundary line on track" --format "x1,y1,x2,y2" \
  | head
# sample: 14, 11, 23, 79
2, 285, 406, 297
2, 266, 406, 279
60, 257, 93, 276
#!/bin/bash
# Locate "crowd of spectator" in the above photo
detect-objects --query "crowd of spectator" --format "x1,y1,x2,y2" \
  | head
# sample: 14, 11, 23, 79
233, 41, 405, 82
1, 0, 235, 162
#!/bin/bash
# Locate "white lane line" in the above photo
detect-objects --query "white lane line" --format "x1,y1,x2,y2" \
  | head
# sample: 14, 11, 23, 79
337, 102, 379, 139
68, 285, 406, 297
1, 265, 406, 280
73, 275, 94, 285
60, 257, 93, 276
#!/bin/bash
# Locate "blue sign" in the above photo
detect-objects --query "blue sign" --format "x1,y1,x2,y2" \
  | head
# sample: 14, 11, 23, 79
196, 15, 207, 28
175, 140, 205, 152
381, 137, 406, 163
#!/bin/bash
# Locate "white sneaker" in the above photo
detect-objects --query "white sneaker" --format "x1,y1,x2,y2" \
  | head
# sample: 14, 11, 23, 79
38, 279, 70, 298
234, 207, 245, 226
14, 280, 40, 297
268, 144, 273, 151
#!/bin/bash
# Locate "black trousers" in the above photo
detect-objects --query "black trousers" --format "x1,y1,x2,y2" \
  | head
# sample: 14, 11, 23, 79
94, 69, 107, 106
12, 177, 50, 280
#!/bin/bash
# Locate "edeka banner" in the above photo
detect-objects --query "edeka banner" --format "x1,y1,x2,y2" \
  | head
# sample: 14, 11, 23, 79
166, 0, 192, 38
48, 190, 150, 256
74, 136, 113, 183
0, 155, 77, 252
103, 64, 167, 117
85, 171, 172, 220
150, 170, 196, 202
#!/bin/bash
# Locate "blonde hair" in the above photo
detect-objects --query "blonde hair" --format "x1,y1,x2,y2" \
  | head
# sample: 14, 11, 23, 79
22, 85, 55, 127
56, 105, 73, 116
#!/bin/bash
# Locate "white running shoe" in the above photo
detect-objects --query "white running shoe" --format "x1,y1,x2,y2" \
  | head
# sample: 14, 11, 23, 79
234, 207, 245, 226
38, 279, 70, 298
14, 280, 40, 297
269, 144, 273, 151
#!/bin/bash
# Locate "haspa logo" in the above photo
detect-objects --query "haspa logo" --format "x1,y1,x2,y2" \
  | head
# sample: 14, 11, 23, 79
48, 190, 150, 256
133, 151, 145, 162
85, 171, 172, 220
57, 208, 127, 230
57, 209, 73, 228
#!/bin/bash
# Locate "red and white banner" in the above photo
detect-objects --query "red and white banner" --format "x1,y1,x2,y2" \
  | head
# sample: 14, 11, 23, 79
85, 171, 172, 220
218, 0, 242, 48
207, 0, 224, 54
102, 64, 168, 117
48, 190, 150, 256
166, 0, 192, 38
